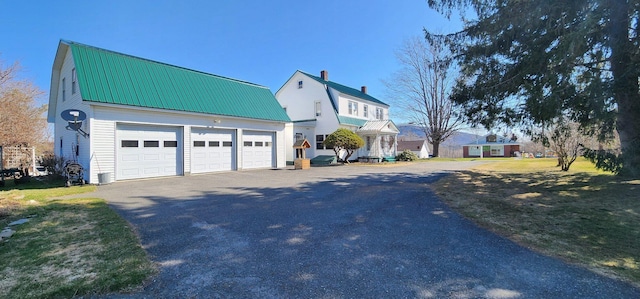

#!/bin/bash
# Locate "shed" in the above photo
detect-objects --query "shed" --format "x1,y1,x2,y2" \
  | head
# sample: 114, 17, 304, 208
397, 140, 430, 159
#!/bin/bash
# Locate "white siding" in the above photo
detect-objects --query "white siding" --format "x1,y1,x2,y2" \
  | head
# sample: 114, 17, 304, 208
91, 105, 286, 181
275, 128, 286, 167
184, 125, 192, 174
276, 72, 340, 158
51, 45, 287, 183
53, 48, 93, 182
284, 123, 294, 162
276, 72, 334, 122
336, 93, 388, 121
89, 119, 115, 183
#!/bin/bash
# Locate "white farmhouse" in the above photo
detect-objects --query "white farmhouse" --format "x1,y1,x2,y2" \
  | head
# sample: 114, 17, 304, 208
47, 40, 290, 184
276, 70, 399, 163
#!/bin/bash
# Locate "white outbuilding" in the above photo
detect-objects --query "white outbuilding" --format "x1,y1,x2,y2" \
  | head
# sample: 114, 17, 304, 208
47, 40, 290, 184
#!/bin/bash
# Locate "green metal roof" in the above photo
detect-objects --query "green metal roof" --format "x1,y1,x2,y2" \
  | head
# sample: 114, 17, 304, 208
300, 71, 389, 107
337, 116, 368, 127
67, 40, 290, 122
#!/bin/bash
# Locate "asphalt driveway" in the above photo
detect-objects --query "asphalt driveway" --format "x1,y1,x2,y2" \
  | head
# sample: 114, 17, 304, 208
94, 161, 640, 298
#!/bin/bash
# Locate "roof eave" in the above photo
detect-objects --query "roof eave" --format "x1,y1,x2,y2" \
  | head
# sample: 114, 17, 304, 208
47, 40, 70, 123
87, 101, 290, 123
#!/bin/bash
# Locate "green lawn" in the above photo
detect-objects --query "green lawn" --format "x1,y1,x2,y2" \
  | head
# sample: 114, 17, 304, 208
0, 178, 156, 298
431, 158, 640, 287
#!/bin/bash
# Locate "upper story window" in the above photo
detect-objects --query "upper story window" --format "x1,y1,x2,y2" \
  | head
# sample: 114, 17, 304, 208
376, 107, 383, 120
348, 101, 358, 116
315, 101, 321, 117
62, 77, 66, 101
71, 68, 77, 94
363, 105, 368, 118
298, 80, 303, 89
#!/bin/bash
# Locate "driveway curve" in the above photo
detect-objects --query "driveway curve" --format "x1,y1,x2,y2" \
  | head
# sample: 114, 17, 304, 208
93, 161, 640, 298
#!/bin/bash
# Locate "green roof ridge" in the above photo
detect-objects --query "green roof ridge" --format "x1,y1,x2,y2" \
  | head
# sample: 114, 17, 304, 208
299, 71, 389, 107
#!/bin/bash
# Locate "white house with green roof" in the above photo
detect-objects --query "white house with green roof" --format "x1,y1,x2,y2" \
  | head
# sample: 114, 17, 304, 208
47, 40, 290, 183
276, 70, 398, 162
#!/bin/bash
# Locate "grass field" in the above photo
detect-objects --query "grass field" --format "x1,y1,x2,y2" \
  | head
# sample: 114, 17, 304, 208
431, 158, 640, 286
0, 178, 156, 298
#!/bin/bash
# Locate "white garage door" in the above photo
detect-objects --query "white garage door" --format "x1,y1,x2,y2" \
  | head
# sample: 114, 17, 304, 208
117, 124, 182, 180
191, 128, 235, 173
242, 131, 274, 169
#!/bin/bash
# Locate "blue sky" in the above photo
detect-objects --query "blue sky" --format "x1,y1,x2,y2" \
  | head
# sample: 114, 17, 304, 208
1, 0, 460, 121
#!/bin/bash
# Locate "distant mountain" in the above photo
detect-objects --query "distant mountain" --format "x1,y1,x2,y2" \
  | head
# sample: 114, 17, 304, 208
396, 124, 426, 139
397, 124, 482, 145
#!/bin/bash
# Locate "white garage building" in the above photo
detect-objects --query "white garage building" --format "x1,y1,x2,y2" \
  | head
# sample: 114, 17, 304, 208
47, 40, 290, 183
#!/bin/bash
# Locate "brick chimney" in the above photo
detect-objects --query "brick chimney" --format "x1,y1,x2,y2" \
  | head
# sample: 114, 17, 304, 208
320, 70, 328, 81
361, 86, 367, 94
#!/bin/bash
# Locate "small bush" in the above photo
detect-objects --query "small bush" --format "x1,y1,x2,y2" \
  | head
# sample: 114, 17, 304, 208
38, 153, 66, 177
396, 149, 419, 161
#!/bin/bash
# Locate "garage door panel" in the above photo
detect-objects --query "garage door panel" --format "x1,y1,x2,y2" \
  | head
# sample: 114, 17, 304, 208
191, 128, 235, 173
121, 154, 140, 162
144, 154, 161, 160
122, 168, 140, 176
242, 131, 274, 169
117, 124, 181, 180
144, 167, 160, 175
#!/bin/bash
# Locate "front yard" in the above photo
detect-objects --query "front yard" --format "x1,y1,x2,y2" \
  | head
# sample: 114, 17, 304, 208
431, 158, 640, 287
0, 178, 156, 298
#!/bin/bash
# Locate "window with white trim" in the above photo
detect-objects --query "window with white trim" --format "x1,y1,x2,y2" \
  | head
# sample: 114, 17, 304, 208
316, 134, 327, 150
363, 105, 368, 118
348, 101, 358, 115
298, 80, 303, 89
62, 77, 66, 101
72, 68, 77, 94
375, 107, 383, 120
315, 101, 321, 117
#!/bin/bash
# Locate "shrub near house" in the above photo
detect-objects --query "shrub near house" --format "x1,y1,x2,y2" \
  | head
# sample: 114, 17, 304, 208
323, 128, 364, 163
396, 149, 419, 161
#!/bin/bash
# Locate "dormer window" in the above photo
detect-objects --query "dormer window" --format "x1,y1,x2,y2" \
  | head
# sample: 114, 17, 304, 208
298, 80, 303, 89
348, 101, 358, 115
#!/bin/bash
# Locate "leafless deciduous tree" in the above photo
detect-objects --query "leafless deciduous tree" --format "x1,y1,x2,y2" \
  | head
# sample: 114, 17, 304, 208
545, 120, 588, 171
0, 58, 47, 148
384, 36, 463, 157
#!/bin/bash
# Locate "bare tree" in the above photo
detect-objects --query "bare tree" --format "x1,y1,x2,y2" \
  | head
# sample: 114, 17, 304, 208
384, 36, 463, 157
543, 119, 588, 171
0, 57, 47, 148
